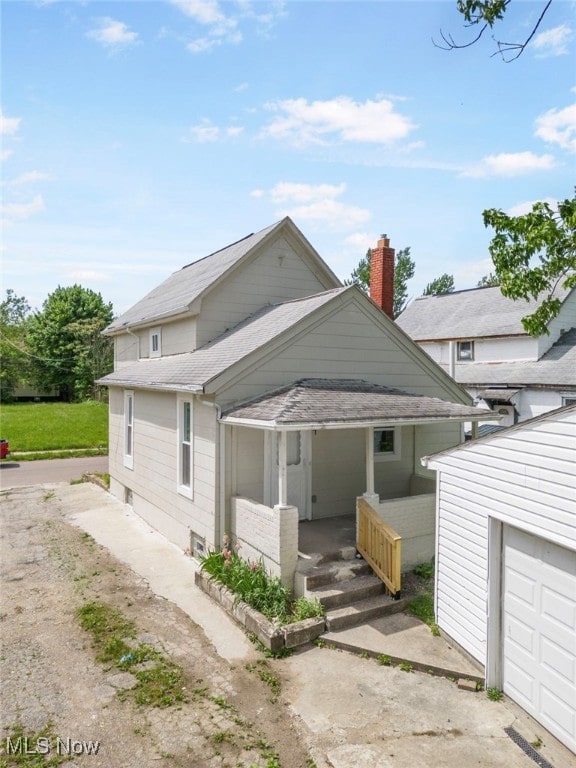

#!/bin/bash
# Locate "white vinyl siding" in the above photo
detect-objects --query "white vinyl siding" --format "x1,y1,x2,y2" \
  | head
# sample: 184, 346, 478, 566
196, 235, 331, 347
123, 390, 134, 469
178, 397, 193, 498
429, 408, 576, 668
214, 298, 468, 409
420, 336, 539, 365
537, 290, 576, 357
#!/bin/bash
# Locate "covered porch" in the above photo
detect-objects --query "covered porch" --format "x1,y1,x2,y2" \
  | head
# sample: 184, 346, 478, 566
220, 379, 492, 591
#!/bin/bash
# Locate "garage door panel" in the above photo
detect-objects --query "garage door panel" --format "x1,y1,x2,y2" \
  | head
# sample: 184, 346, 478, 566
541, 583, 576, 630
541, 687, 576, 744
540, 635, 575, 681
502, 526, 576, 754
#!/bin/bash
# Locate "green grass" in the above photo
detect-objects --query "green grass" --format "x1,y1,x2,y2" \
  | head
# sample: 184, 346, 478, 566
0, 401, 108, 453
406, 591, 441, 636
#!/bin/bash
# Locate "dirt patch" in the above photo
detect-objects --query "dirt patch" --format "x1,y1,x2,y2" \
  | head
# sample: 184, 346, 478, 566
0, 486, 314, 767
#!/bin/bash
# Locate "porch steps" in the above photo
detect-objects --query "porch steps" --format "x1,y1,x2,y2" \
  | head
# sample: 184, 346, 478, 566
297, 550, 407, 631
324, 593, 405, 631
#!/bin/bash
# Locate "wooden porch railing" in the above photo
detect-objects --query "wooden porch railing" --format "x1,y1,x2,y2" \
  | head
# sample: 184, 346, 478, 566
357, 497, 402, 598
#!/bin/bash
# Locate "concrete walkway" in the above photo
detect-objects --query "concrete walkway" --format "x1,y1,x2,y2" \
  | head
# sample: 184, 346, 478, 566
25, 481, 576, 768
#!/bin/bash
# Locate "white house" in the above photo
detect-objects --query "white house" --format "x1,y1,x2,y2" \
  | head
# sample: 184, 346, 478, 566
396, 285, 576, 426
98, 218, 489, 589
423, 405, 576, 753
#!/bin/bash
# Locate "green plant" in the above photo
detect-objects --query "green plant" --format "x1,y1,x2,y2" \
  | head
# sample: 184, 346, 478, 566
486, 687, 503, 702
377, 654, 391, 666
245, 661, 281, 702
201, 538, 324, 626
406, 590, 440, 635
412, 561, 434, 580
76, 601, 187, 708
399, 662, 413, 673
531, 736, 543, 748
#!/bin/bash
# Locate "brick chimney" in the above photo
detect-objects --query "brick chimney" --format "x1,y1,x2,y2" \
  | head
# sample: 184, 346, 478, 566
370, 233, 395, 319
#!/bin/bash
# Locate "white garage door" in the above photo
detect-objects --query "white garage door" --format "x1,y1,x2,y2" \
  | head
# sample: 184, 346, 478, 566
503, 526, 576, 752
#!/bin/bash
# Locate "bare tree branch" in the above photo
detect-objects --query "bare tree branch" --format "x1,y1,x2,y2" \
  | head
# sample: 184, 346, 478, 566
435, 0, 553, 62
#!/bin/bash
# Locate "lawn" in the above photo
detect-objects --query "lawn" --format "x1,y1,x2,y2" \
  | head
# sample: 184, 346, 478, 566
1, 401, 108, 454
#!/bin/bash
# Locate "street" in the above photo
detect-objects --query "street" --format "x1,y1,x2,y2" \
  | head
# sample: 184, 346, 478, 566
0, 456, 109, 489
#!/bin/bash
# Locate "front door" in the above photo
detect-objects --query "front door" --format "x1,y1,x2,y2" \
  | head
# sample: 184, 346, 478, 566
264, 431, 311, 520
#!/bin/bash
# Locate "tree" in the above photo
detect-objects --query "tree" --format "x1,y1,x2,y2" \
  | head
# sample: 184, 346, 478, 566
26, 285, 114, 402
422, 273, 455, 296
0, 290, 32, 402
477, 272, 500, 287
346, 247, 416, 318
435, 0, 554, 62
483, 191, 576, 335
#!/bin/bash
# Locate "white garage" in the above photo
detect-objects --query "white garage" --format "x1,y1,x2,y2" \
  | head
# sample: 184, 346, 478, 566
424, 405, 576, 754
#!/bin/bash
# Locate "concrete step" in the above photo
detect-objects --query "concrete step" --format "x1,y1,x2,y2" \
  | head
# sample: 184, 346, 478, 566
309, 574, 385, 610
325, 593, 405, 631
301, 558, 373, 591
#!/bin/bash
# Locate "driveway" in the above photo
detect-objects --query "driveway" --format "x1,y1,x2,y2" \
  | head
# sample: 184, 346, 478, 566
1, 482, 574, 768
0, 455, 108, 489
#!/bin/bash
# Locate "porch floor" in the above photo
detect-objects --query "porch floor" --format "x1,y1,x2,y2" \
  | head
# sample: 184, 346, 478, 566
298, 514, 356, 556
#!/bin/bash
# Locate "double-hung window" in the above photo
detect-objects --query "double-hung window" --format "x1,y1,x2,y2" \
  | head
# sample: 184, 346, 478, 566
123, 390, 134, 469
178, 398, 193, 498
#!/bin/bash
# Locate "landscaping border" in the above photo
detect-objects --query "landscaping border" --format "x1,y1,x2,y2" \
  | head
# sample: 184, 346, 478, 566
194, 570, 325, 651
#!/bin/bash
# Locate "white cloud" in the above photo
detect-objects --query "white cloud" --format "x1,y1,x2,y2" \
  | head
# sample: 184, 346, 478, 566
187, 37, 222, 53
1, 149, 14, 161
184, 119, 243, 142
170, 0, 229, 26
6, 171, 51, 186
269, 182, 346, 204
262, 96, 416, 147
533, 24, 573, 57
462, 151, 557, 178
534, 102, 576, 153
1, 194, 45, 223
279, 199, 371, 230
253, 181, 371, 230
506, 198, 558, 217
87, 18, 139, 49
0, 110, 21, 135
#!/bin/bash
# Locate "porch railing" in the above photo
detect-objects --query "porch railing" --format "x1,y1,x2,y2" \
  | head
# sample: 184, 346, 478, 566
357, 497, 402, 598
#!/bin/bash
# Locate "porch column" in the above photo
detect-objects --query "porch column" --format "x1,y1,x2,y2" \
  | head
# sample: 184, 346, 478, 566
365, 426, 375, 496
278, 430, 288, 507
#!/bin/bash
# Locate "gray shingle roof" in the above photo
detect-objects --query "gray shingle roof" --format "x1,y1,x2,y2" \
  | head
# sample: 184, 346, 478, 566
396, 285, 574, 341
105, 221, 282, 333
449, 327, 576, 387
98, 288, 348, 390
221, 378, 489, 426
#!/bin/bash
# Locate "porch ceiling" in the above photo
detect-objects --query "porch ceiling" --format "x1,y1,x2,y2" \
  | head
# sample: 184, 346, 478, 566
220, 378, 495, 430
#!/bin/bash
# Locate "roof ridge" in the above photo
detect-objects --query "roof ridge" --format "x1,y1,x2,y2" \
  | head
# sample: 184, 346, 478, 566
180, 219, 282, 271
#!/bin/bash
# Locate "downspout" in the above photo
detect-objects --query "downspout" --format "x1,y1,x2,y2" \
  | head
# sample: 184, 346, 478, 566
124, 326, 141, 360
448, 340, 456, 379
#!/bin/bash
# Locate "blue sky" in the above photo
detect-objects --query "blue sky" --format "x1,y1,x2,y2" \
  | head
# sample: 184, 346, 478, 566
2, 0, 575, 316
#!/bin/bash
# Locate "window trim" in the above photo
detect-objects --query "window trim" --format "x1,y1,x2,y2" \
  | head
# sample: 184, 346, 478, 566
457, 340, 474, 361
177, 396, 193, 499
123, 390, 134, 470
373, 427, 401, 462
150, 327, 161, 358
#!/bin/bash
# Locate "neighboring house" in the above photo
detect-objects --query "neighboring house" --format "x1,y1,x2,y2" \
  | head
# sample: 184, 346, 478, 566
423, 405, 576, 754
396, 285, 576, 426
98, 218, 488, 588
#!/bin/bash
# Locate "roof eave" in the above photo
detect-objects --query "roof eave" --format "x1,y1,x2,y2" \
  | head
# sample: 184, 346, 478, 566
219, 413, 499, 430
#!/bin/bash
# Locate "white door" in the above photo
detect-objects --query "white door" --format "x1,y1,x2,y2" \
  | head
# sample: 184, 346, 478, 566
265, 431, 311, 520
502, 526, 576, 752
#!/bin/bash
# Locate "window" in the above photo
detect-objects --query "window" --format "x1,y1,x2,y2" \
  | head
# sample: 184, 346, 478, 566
276, 432, 301, 466
150, 327, 161, 358
123, 391, 134, 469
562, 397, 576, 407
374, 427, 401, 461
457, 340, 474, 361
178, 398, 193, 498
